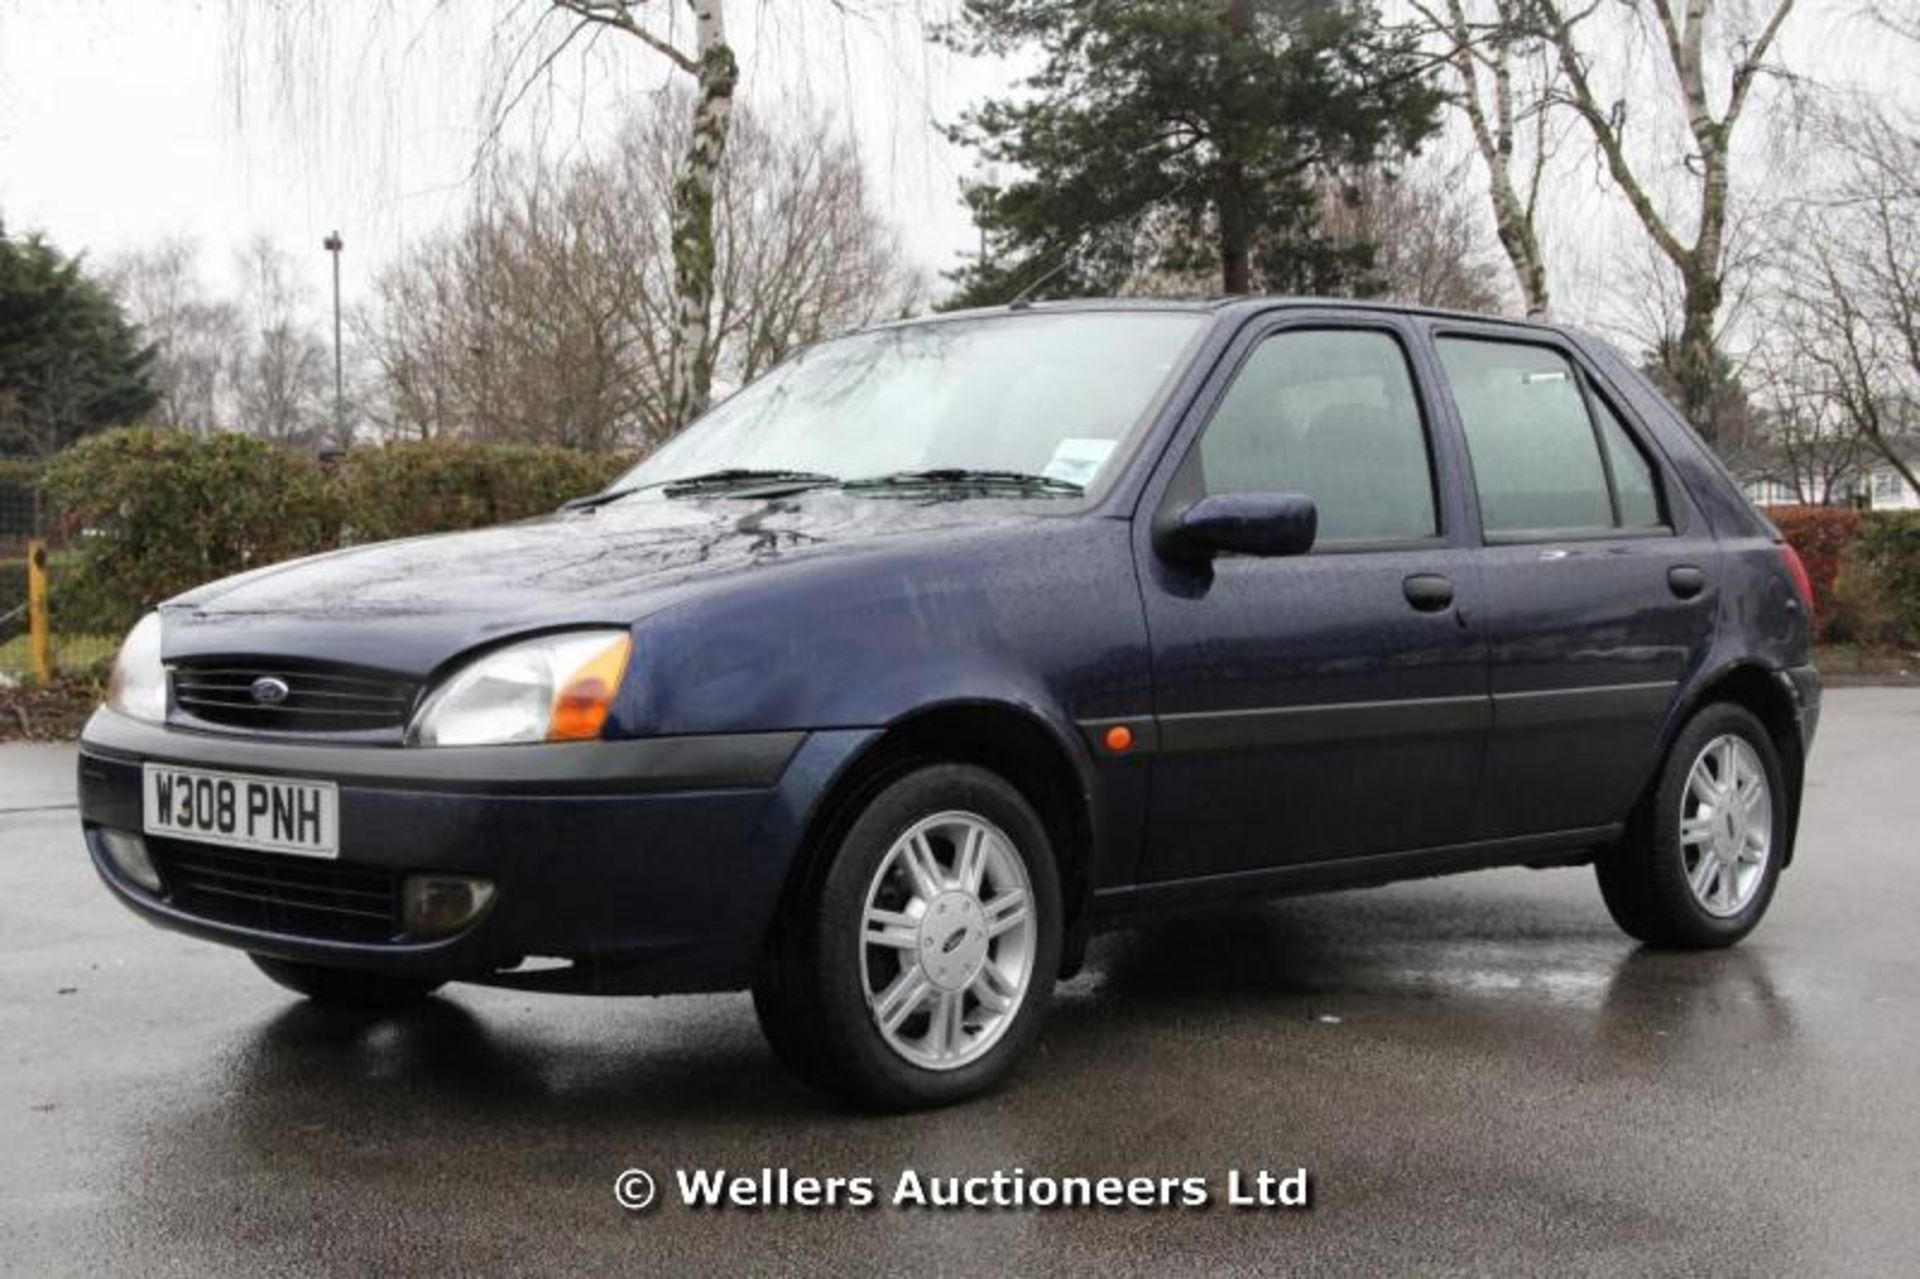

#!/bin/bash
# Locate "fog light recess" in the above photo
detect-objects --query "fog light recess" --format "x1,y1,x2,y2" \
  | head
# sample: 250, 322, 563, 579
402, 874, 497, 939
98, 829, 161, 892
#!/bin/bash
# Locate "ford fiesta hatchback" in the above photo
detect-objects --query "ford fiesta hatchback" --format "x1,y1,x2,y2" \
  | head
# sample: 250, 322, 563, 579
78, 299, 1819, 1109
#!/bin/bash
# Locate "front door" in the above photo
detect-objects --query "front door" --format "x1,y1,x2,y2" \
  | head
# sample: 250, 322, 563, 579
1135, 318, 1490, 883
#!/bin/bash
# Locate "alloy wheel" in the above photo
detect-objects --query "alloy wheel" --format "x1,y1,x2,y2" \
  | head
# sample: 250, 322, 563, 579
857, 810, 1036, 1071
1678, 734, 1773, 918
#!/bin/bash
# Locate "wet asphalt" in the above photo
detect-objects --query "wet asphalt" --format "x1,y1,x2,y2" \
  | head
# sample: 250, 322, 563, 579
3, 689, 1918, 1276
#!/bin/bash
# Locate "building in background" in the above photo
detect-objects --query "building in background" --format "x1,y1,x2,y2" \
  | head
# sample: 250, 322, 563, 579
1735, 438, 1920, 511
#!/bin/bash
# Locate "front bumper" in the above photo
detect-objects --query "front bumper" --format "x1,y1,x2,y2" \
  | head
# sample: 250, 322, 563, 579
77, 708, 874, 995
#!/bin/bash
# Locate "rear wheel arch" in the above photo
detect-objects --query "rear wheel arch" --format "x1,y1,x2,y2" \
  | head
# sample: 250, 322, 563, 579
1596, 699, 1788, 947
1660, 663, 1805, 863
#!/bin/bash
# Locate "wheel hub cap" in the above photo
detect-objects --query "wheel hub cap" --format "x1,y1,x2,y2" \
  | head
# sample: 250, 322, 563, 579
919, 892, 988, 990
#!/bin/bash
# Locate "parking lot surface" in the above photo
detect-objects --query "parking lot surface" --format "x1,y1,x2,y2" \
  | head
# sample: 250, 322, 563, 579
4, 690, 1918, 1275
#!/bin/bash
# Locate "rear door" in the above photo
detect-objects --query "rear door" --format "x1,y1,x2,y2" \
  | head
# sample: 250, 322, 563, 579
1427, 327, 1719, 838
1133, 313, 1491, 882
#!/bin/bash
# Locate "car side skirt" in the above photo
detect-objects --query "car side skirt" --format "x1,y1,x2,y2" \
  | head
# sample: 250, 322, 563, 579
1090, 823, 1619, 921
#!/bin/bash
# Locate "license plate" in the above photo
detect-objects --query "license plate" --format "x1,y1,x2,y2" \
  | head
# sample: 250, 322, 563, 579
142, 764, 339, 859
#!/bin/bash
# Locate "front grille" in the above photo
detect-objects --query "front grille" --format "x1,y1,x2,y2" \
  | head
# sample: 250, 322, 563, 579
151, 839, 403, 944
171, 662, 419, 736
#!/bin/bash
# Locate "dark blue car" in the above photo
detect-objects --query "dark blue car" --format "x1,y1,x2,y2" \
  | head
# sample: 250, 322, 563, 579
77, 299, 1820, 1109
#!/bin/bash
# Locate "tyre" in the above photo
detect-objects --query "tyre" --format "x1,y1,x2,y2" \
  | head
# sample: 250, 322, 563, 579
1595, 702, 1788, 949
250, 954, 444, 1008
753, 762, 1063, 1110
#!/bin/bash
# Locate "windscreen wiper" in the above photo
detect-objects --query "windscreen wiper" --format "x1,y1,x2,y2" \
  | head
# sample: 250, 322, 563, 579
841, 468, 1086, 497
659, 468, 840, 497
561, 468, 840, 511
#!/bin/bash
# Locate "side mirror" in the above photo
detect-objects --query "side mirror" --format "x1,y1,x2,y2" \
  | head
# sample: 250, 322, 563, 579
1158, 492, 1318, 560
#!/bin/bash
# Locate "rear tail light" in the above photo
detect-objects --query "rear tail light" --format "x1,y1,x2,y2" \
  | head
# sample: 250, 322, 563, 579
1779, 542, 1815, 615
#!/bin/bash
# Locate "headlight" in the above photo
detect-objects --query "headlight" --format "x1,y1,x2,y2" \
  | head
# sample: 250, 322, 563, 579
106, 613, 167, 723
409, 630, 632, 747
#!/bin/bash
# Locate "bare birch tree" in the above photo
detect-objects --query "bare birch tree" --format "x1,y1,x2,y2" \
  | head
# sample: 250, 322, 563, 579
1411, 0, 1560, 317
234, 0, 742, 434
540, 2, 738, 430
235, 1, 940, 436
357, 98, 918, 448
1522, 0, 1798, 444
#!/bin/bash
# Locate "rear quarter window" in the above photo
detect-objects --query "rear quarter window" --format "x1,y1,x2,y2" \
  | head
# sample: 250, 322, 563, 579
1593, 397, 1663, 528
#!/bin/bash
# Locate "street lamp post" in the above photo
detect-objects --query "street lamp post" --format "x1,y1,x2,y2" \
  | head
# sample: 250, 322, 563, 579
322, 231, 345, 447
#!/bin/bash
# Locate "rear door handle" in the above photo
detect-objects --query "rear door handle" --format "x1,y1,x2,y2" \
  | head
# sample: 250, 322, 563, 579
1668, 565, 1708, 600
1403, 573, 1455, 613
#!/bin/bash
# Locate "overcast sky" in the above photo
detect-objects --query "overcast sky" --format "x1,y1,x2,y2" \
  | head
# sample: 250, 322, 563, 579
0, 1, 1008, 312
1, 1, 1912, 347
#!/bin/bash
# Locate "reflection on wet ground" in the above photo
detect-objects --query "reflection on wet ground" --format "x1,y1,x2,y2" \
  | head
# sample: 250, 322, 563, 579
6, 691, 1920, 1273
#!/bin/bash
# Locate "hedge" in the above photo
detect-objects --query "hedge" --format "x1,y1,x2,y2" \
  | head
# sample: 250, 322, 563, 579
43, 430, 344, 635
39, 428, 635, 635
1763, 504, 1920, 647
335, 440, 632, 542
1853, 512, 1920, 646
1762, 506, 1867, 638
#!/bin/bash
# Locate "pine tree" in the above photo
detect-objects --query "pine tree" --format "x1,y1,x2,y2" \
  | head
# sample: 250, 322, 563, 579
942, 0, 1445, 306
0, 224, 158, 459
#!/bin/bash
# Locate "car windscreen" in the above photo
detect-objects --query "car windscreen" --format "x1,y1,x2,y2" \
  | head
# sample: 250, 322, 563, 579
611, 311, 1207, 496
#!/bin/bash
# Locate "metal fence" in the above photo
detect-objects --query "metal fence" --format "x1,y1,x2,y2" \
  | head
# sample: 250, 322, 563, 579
1, 460, 118, 681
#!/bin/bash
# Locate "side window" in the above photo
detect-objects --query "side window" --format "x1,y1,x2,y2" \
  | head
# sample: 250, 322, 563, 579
1437, 337, 1666, 535
1197, 329, 1436, 542
1593, 396, 1663, 527
1437, 338, 1611, 533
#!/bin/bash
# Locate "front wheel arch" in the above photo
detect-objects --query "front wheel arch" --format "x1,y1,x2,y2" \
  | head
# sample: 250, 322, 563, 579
766, 701, 1097, 977
755, 760, 1066, 1108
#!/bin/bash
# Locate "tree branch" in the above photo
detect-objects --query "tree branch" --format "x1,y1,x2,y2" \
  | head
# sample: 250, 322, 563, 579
551, 1, 698, 75
1726, 0, 1797, 131
1534, 0, 1688, 267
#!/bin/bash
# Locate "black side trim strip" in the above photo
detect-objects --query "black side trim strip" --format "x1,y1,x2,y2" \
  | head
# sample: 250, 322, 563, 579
1079, 682, 1676, 759
1156, 693, 1490, 755
1491, 681, 1675, 730
1092, 824, 1619, 917
79, 707, 803, 792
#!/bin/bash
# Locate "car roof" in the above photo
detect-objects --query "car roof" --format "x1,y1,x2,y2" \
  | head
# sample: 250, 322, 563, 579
877, 295, 1569, 339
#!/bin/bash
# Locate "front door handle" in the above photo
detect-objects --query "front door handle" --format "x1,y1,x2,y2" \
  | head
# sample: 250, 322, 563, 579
1403, 573, 1455, 613
1668, 565, 1708, 600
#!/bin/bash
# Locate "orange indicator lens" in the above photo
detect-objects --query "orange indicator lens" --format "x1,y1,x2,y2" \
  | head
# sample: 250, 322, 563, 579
548, 637, 633, 741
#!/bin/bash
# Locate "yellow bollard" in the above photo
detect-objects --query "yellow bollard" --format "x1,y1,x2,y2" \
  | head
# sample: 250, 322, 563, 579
27, 539, 53, 683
